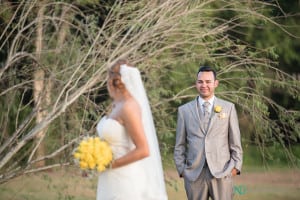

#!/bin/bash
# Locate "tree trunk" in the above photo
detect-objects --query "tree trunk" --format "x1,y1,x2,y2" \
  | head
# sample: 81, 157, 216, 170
56, 5, 72, 158
33, 3, 47, 167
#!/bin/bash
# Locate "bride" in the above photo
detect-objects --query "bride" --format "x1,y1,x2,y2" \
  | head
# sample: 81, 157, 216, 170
96, 59, 168, 199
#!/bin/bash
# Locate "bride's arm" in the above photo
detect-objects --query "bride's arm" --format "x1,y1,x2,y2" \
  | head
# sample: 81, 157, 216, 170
111, 100, 149, 169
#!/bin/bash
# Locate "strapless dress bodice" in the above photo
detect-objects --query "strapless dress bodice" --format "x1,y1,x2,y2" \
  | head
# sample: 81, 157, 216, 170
96, 116, 135, 159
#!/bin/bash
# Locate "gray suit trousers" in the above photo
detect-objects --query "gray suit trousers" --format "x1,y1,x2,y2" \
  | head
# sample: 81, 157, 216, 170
183, 165, 234, 200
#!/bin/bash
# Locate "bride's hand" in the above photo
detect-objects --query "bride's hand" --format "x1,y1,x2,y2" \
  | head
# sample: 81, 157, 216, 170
82, 171, 88, 177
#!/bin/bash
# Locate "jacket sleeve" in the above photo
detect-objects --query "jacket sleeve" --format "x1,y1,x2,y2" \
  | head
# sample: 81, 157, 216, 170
173, 107, 186, 177
228, 104, 243, 173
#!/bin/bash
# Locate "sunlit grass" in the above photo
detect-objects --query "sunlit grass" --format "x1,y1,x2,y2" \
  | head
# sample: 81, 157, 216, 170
1, 145, 299, 200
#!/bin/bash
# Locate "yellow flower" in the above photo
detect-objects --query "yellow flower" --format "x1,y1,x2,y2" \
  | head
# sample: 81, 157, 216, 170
73, 152, 81, 159
79, 161, 88, 169
97, 165, 106, 172
73, 136, 113, 173
88, 160, 96, 169
214, 105, 222, 113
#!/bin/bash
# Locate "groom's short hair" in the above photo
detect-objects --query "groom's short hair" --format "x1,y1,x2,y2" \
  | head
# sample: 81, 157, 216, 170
197, 66, 217, 80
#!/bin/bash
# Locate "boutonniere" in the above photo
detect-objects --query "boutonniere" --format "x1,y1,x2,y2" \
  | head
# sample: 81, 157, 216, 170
214, 105, 227, 119
218, 112, 227, 119
214, 105, 222, 113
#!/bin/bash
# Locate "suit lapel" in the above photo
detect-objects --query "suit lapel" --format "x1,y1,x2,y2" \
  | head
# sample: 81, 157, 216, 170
206, 97, 220, 135
189, 97, 206, 134
189, 98, 199, 122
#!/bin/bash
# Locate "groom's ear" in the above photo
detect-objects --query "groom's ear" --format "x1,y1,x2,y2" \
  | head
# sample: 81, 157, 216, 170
214, 80, 219, 87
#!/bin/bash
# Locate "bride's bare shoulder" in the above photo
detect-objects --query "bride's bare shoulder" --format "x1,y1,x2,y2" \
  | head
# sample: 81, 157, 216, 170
122, 98, 141, 116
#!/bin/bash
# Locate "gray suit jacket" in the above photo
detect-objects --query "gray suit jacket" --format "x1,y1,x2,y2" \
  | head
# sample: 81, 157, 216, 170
174, 97, 243, 181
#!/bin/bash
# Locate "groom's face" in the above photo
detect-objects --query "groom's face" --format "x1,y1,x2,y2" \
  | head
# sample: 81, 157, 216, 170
195, 71, 218, 100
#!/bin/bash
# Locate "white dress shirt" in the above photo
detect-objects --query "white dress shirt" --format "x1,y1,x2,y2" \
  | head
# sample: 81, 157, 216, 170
198, 96, 215, 114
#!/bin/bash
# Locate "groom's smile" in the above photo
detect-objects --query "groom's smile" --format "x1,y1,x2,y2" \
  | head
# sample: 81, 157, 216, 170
196, 71, 219, 100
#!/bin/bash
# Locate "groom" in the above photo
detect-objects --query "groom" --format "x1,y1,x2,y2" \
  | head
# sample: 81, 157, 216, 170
174, 66, 243, 200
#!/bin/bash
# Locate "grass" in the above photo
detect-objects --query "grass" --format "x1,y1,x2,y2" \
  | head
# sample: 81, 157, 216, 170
1, 165, 299, 200
1, 145, 299, 200
0, 167, 97, 200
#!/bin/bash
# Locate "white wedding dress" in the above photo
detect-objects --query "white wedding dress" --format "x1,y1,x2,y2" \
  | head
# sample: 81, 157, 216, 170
96, 116, 167, 200
96, 64, 167, 200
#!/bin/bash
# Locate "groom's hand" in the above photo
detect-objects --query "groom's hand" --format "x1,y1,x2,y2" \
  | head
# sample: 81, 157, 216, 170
231, 168, 239, 177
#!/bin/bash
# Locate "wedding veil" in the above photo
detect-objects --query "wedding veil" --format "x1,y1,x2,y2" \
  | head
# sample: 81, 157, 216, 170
120, 64, 167, 199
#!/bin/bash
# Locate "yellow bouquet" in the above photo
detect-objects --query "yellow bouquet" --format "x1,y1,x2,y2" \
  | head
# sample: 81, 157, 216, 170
73, 136, 113, 172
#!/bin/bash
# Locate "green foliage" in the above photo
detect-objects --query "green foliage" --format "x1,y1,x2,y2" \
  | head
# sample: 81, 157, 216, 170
75, 0, 99, 5
243, 144, 300, 168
